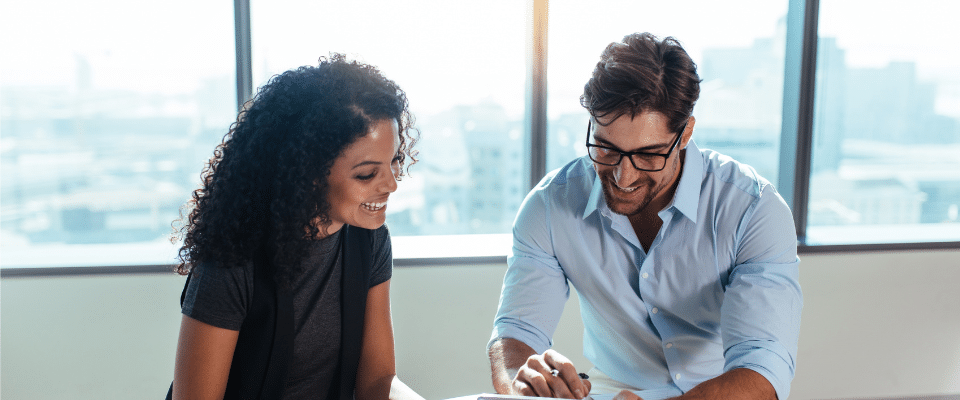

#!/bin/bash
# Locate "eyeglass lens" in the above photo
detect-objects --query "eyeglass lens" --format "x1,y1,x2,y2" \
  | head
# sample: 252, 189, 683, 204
588, 146, 666, 170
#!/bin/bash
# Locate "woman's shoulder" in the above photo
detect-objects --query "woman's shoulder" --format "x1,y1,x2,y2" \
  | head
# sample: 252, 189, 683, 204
189, 259, 258, 301
371, 223, 390, 242
192, 258, 257, 280
182, 259, 257, 330
190, 259, 252, 280
342, 224, 390, 248
356, 224, 392, 286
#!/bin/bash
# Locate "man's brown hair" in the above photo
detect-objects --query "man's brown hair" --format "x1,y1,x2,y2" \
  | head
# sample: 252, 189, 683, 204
581, 32, 701, 133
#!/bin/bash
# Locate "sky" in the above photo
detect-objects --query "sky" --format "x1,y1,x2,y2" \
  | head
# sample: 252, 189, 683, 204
2, 0, 957, 117
0, 0, 235, 92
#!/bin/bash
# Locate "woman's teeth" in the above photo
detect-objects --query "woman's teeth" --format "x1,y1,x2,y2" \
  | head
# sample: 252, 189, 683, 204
362, 201, 386, 211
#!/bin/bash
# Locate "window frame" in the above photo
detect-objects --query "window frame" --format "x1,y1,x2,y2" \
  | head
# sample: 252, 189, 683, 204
2, 0, 957, 278
152, 0, 960, 257
780, 0, 959, 253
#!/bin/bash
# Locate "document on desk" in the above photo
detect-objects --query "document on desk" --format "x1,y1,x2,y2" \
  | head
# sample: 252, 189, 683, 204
450, 388, 681, 400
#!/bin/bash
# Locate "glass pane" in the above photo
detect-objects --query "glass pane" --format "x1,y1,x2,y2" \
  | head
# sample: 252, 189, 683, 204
807, 0, 960, 244
0, 0, 236, 267
546, 0, 789, 187
250, 0, 526, 236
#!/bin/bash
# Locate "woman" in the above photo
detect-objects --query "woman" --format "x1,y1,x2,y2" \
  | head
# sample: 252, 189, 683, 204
169, 54, 423, 400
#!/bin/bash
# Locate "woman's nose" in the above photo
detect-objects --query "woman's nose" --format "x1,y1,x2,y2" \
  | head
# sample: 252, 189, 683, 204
383, 168, 399, 193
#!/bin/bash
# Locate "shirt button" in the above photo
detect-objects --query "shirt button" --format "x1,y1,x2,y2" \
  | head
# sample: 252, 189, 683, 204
651, 307, 659, 314
675, 374, 681, 380
641, 272, 649, 279
665, 343, 673, 348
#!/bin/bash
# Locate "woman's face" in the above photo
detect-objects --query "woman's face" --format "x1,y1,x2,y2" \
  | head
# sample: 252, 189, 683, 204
324, 118, 401, 234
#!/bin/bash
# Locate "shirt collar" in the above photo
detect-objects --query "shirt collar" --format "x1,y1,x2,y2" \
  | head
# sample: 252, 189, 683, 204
581, 140, 703, 223
671, 139, 702, 223
583, 160, 604, 220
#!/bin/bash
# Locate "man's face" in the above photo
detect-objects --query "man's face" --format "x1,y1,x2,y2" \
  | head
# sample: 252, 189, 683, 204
591, 111, 691, 217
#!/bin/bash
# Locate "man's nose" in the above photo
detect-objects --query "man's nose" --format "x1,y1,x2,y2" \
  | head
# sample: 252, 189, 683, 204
613, 158, 640, 186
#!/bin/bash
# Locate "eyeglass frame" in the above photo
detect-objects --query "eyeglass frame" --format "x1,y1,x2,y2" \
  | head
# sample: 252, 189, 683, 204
584, 119, 688, 172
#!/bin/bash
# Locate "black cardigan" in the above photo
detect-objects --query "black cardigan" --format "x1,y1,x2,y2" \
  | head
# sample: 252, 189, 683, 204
167, 225, 372, 400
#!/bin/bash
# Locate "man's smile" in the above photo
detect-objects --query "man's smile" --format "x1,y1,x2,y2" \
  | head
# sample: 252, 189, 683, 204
614, 182, 638, 193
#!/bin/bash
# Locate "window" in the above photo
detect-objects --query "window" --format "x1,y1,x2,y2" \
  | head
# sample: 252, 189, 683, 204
806, 0, 960, 244
250, 0, 526, 237
0, 0, 236, 267
2, 0, 956, 271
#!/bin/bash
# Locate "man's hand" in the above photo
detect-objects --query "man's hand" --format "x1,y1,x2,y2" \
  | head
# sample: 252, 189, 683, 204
511, 349, 591, 399
489, 339, 591, 399
611, 390, 643, 400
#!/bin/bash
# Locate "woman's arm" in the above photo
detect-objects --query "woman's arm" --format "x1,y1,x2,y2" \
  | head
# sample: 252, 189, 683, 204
172, 314, 240, 400
355, 280, 425, 400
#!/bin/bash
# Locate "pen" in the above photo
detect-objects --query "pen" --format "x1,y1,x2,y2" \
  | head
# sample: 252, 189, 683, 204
550, 369, 590, 380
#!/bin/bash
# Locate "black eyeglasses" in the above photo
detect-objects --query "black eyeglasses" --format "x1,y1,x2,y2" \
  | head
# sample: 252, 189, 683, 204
585, 119, 686, 172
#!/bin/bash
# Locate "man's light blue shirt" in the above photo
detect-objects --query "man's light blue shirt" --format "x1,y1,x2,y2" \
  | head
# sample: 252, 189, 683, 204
490, 141, 803, 399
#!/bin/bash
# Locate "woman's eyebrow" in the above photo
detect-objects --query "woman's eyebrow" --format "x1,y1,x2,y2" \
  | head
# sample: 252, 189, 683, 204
351, 160, 382, 170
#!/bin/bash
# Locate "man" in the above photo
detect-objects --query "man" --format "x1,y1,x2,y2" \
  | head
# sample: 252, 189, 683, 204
487, 33, 802, 400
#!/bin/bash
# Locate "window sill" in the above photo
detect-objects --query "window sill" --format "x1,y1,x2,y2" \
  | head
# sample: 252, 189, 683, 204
4, 231, 958, 278
0, 233, 512, 277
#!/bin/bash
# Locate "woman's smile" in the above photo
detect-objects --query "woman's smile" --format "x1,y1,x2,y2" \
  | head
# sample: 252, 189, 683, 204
361, 200, 388, 212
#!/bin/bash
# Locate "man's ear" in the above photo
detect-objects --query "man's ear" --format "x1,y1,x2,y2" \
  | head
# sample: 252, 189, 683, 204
680, 116, 696, 149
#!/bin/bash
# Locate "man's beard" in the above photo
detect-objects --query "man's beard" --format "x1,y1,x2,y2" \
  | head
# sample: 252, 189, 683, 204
598, 171, 660, 217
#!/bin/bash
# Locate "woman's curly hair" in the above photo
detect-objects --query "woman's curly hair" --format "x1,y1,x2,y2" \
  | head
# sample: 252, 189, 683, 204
173, 54, 418, 288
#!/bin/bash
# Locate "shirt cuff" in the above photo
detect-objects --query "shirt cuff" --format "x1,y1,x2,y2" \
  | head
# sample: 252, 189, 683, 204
724, 341, 796, 399
181, 307, 243, 331
488, 318, 554, 354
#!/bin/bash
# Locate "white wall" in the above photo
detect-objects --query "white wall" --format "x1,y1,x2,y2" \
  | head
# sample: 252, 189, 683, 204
789, 249, 960, 399
1, 249, 958, 399
391, 249, 960, 400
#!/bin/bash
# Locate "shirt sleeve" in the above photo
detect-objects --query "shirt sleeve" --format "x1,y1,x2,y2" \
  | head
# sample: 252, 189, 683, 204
488, 186, 570, 354
721, 183, 803, 400
369, 224, 393, 287
181, 261, 254, 331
